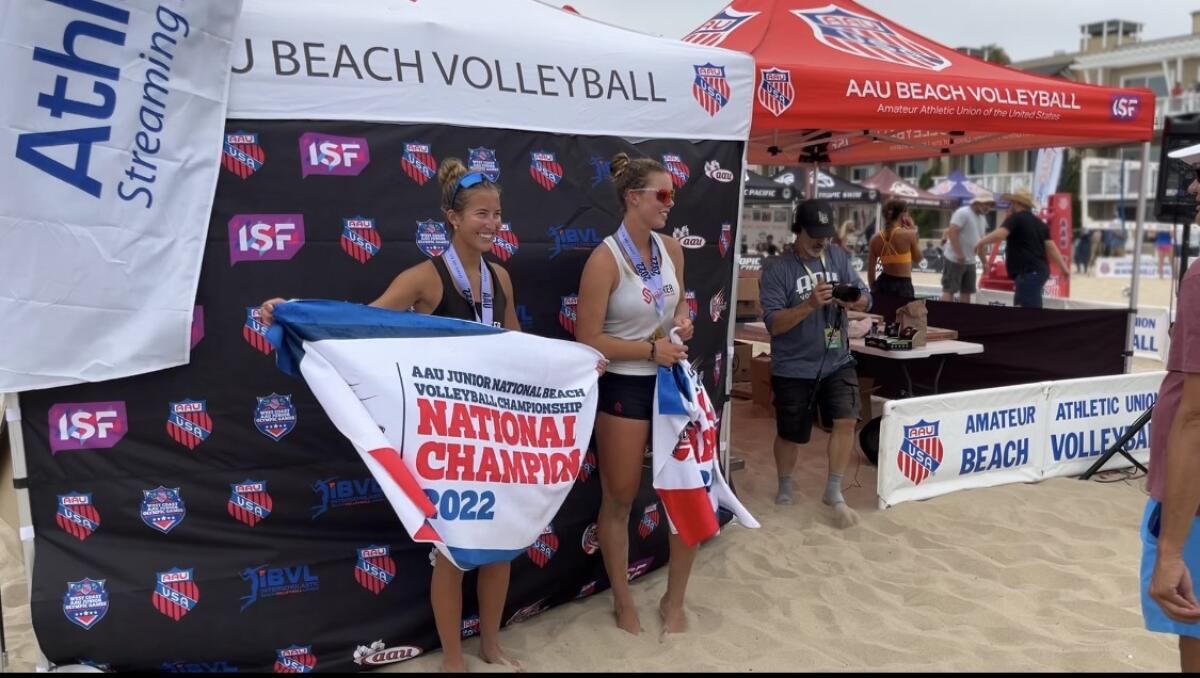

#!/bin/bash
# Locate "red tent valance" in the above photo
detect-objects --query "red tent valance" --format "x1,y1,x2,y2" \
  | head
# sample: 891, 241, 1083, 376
684, 1, 1155, 165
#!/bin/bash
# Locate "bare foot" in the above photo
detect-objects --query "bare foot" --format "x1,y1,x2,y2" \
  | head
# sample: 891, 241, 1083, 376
615, 604, 642, 635
441, 655, 468, 673
659, 596, 687, 634
480, 643, 523, 672
830, 502, 860, 529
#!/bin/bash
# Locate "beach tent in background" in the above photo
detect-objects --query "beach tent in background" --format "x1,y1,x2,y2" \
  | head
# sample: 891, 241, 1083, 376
682, 0, 1154, 166
860, 167, 950, 209
772, 167, 878, 203
929, 170, 1009, 208
744, 169, 797, 204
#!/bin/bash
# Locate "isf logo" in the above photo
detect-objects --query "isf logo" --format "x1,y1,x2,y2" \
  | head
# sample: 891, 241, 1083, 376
299, 133, 370, 177
48, 402, 127, 454
228, 214, 305, 265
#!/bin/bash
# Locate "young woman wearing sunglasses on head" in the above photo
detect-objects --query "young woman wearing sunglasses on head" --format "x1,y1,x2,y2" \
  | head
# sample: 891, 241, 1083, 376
575, 152, 696, 636
258, 158, 520, 672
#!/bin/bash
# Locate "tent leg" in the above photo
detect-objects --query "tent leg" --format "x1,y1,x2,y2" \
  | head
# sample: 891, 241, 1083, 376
1127, 141, 1152, 373
2, 393, 49, 672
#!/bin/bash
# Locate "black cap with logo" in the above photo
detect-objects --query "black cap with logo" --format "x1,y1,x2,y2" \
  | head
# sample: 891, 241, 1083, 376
791, 199, 836, 238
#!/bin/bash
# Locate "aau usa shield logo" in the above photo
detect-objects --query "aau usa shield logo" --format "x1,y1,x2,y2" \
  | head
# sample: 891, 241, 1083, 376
57, 493, 100, 541
529, 151, 563, 190
661, 154, 690, 188
682, 7, 760, 47
559, 294, 579, 336
692, 63, 731, 116
153, 568, 199, 621
685, 290, 699, 321
63, 578, 108, 630
255, 394, 297, 442
578, 450, 597, 483
340, 217, 381, 264
491, 222, 519, 261
526, 525, 558, 568
166, 399, 212, 450
275, 645, 317, 673
222, 132, 264, 179
719, 222, 732, 256
637, 504, 660, 539
791, 7, 951, 72
758, 67, 794, 117
401, 141, 437, 186
899, 420, 944, 485
141, 486, 186, 534
244, 307, 273, 355
416, 219, 450, 258
228, 480, 273, 527
355, 545, 397, 594
468, 147, 501, 181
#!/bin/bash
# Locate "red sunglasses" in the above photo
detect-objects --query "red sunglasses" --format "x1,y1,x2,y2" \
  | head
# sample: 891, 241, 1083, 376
629, 187, 676, 204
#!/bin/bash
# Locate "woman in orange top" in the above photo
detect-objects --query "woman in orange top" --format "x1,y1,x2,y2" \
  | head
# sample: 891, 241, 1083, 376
867, 199, 923, 299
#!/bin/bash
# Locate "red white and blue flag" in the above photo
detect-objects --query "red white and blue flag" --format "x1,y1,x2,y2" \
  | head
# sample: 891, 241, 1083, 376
268, 300, 601, 570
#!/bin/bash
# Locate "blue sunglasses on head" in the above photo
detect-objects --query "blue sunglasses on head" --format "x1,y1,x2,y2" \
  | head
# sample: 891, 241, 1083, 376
449, 172, 489, 209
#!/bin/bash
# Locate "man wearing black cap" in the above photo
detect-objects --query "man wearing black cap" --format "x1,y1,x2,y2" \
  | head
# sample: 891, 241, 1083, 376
759, 200, 872, 528
1144, 142, 1200, 671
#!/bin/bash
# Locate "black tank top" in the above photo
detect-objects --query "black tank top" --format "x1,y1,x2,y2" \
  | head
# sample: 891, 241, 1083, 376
431, 256, 508, 326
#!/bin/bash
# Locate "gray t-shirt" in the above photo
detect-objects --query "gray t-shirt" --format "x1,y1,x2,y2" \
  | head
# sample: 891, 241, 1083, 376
759, 247, 872, 380
945, 205, 986, 264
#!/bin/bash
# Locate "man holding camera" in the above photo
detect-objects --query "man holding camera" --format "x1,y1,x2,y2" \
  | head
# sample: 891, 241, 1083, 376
759, 200, 872, 528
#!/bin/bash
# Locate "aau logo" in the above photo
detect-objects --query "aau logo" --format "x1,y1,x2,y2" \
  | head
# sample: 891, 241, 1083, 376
637, 504, 660, 539
529, 151, 563, 190
141, 486, 186, 534
526, 525, 558, 568
662, 154, 691, 188
340, 217, 381, 264
221, 132, 264, 179
63, 578, 108, 630
401, 142, 437, 185
355, 546, 396, 594
244, 307, 274, 355
228, 480, 273, 527
491, 222, 519, 261
758, 67, 795, 117
254, 394, 297, 442
682, 7, 760, 47
57, 493, 100, 541
791, 6, 951, 72
152, 568, 199, 622
166, 399, 211, 450
898, 419, 944, 485
692, 63, 731, 116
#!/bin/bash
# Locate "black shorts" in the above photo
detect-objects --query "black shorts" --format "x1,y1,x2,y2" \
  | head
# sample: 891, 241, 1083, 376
598, 372, 655, 421
771, 365, 861, 444
872, 273, 914, 299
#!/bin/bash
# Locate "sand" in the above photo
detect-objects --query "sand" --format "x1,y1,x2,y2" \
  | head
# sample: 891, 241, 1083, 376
0, 271, 1182, 672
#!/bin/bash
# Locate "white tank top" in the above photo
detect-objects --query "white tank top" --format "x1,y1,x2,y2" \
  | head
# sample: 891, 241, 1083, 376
601, 232, 681, 376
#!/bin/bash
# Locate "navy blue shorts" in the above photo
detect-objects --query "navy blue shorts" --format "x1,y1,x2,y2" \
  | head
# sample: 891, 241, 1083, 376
597, 372, 655, 421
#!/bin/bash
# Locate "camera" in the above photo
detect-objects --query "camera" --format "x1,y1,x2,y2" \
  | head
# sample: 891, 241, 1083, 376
831, 283, 861, 303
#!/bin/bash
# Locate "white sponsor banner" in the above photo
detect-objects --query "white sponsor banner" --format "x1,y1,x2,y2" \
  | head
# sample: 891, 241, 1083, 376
227, 0, 754, 141
879, 372, 1167, 507
1094, 256, 1162, 278
1031, 147, 1063, 211
0, 0, 242, 390
878, 382, 1047, 507
1042, 371, 1164, 479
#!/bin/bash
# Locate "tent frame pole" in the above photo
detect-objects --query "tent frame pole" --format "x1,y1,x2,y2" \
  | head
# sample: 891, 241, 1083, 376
2, 393, 49, 671
1127, 141, 1152, 373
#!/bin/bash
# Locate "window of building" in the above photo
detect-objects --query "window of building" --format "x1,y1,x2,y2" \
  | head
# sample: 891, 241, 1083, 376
896, 162, 921, 181
850, 165, 874, 183
967, 153, 1000, 175
1024, 150, 1038, 173
1122, 73, 1169, 97
774, 209, 790, 223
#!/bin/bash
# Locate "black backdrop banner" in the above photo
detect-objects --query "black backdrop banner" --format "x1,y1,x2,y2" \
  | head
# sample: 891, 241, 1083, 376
18, 121, 743, 672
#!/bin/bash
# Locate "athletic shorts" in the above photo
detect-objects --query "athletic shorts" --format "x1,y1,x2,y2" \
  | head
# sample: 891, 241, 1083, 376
1140, 499, 1200, 639
598, 372, 655, 421
771, 365, 861, 444
941, 260, 977, 294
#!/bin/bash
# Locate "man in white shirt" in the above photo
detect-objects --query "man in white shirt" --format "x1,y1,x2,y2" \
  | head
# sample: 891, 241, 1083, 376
941, 193, 994, 303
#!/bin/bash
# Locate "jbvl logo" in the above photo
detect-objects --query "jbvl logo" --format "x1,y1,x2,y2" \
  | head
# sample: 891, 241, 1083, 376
299, 133, 370, 177
311, 477, 385, 519
548, 225, 602, 259
228, 214, 305, 265
49, 402, 127, 454
240, 564, 320, 612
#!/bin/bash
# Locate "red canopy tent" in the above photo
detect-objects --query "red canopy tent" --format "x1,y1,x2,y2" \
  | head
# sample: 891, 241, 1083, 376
683, 1, 1155, 165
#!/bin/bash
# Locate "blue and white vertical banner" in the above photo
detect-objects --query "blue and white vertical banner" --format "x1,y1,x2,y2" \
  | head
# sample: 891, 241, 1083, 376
879, 371, 1167, 507
878, 382, 1047, 508
1031, 147, 1064, 211
1041, 371, 1163, 479
0, 0, 241, 391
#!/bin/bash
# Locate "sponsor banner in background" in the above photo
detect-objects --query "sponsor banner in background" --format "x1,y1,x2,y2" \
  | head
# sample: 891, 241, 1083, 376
879, 372, 1167, 507
878, 382, 1046, 508
1094, 256, 1163, 279
1042, 372, 1163, 479
0, 0, 242, 390
270, 301, 602, 570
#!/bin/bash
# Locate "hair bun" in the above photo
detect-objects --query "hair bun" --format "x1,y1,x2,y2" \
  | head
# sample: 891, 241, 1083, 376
437, 157, 468, 190
609, 152, 630, 179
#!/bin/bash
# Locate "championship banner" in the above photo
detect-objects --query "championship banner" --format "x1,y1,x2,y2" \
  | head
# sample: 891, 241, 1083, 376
652, 342, 759, 546
1041, 371, 1164, 480
878, 382, 1048, 508
269, 300, 602, 570
0, 0, 242, 391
